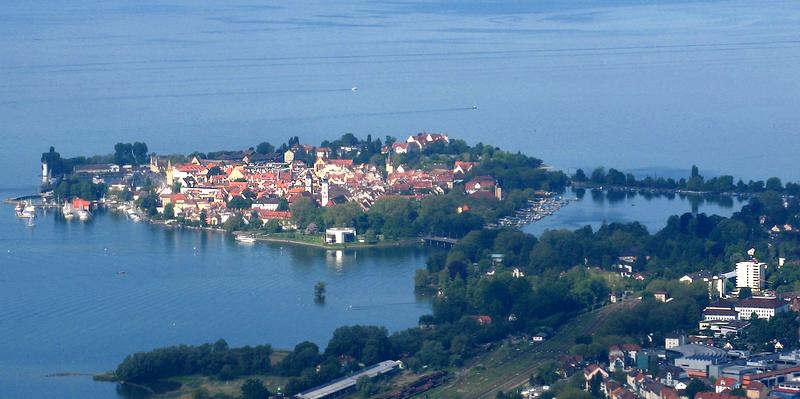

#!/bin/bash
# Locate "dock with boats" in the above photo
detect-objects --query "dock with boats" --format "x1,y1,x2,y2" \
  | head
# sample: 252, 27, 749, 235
487, 193, 572, 229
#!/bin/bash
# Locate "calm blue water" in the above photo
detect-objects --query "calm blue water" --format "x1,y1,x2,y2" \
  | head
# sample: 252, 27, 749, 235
0, 187, 430, 398
1, 0, 800, 190
523, 188, 742, 236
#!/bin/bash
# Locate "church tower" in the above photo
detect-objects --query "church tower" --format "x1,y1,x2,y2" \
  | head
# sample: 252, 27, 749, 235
321, 179, 329, 207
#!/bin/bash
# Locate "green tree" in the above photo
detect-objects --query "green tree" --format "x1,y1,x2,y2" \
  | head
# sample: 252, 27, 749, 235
256, 142, 275, 154
132, 142, 148, 165
207, 166, 223, 176
590, 167, 605, 184
277, 198, 290, 211
356, 376, 377, 398
684, 379, 710, 399
314, 282, 326, 304
163, 203, 175, 219
323, 202, 362, 228
223, 215, 244, 233
114, 142, 134, 165
573, 169, 587, 182
739, 287, 752, 299
241, 379, 270, 399
227, 196, 252, 210
766, 177, 783, 192
531, 360, 560, 385
263, 219, 282, 233
291, 198, 321, 229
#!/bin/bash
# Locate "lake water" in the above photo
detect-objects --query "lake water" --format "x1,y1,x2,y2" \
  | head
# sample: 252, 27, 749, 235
0, 188, 431, 398
523, 188, 743, 236
2, 0, 800, 191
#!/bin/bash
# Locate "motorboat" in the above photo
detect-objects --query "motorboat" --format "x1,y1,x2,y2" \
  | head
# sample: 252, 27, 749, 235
235, 234, 256, 244
16, 202, 36, 219
62, 202, 76, 220
77, 209, 92, 221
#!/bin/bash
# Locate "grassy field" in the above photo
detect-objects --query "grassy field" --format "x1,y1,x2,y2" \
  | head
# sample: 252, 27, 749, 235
414, 299, 637, 399
158, 374, 290, 399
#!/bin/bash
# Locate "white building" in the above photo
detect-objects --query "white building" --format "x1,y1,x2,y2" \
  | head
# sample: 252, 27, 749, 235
734, 297, 788, 320
665, 334, 686, 349
736, 261, 767, 292
325, 228, 356, 244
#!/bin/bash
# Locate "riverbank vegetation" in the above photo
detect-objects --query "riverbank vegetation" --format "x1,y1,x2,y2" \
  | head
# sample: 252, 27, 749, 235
574, 164, 800, 195
114, 339, 273, 383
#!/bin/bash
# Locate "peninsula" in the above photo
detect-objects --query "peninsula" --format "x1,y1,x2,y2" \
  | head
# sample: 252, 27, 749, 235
37, 133, 568, 246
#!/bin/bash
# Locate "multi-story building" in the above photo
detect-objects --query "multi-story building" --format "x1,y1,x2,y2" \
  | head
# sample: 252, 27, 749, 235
735, 297, 789, 320
736, 261, 767, 293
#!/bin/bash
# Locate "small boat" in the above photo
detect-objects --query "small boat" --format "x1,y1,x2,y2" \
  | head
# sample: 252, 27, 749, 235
472, 105, 478, 110
62, 203, 76, 220
17, 203, 36, 219
235, 235, 256, 244
351, 86, 358, 91
77, 209, 92, 221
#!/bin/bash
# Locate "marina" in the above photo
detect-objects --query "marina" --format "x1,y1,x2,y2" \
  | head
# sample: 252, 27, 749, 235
488, 194, 573, 229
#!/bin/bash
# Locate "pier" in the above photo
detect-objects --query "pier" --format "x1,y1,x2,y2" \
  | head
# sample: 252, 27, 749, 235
421, 236, 459, 249
4, 194, 44, 205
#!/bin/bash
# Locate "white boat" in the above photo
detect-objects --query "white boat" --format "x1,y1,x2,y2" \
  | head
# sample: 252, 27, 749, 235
77, 209, 92, 221
351, 86, 358, 91
235, 235, 256, 244
62, 203, 76, 220
16, 203, 36, 219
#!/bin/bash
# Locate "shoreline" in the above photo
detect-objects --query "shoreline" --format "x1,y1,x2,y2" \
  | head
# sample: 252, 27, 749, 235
251, 234, 419, 249
145, 218, 421, 250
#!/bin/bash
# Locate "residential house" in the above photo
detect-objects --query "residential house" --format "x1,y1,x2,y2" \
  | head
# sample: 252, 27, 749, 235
680, 271, 714, 284
654, 290, 670, 303
584, 365, 609, 390
465, 176, 497, 194
744, 381, 769, 399
696, 392, 740, 399
716, 377, 739, 393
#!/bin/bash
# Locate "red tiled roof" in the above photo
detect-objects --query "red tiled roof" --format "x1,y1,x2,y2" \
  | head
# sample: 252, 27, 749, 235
256, 210, 291, 220
328, 159, 354, 167
174, 163, 205, 173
